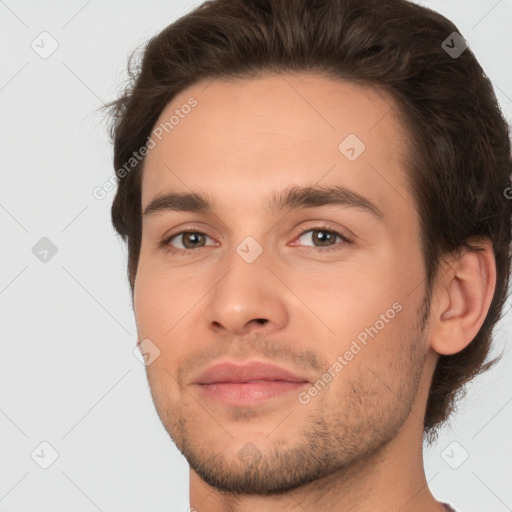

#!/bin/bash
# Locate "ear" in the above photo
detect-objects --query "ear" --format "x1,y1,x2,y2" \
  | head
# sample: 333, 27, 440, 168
428, 238, 496, 356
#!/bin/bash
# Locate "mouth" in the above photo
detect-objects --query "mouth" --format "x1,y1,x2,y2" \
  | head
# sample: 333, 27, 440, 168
196, 380, 308, 405
193, 361, 310, 406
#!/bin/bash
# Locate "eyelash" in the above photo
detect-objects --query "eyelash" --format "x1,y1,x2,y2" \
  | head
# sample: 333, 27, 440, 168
159, 224, 352, 256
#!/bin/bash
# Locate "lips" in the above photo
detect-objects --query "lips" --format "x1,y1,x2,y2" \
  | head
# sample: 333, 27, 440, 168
193, 360, 310, 385
192, 361, 310, 406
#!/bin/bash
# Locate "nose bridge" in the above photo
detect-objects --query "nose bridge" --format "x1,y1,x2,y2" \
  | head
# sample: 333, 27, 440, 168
203, 237, 288, 334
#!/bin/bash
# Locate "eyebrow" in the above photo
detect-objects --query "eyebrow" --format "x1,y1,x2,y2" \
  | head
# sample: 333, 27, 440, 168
142, 185, 384, 219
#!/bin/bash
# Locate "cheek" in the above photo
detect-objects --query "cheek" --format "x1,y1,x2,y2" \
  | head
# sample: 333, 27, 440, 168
288, 250, 423, 356
133, 262, 204, 369
290, 265, 400, 336
133, 264, 172, 340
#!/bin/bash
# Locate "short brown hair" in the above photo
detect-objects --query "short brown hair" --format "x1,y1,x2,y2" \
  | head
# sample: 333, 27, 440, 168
107, 0, 512, 444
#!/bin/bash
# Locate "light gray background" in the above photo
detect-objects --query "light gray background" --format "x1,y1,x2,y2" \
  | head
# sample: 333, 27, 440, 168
0, 1, 511, 511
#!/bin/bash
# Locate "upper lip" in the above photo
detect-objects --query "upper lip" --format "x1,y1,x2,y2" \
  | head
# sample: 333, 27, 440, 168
193, 361, 310, 385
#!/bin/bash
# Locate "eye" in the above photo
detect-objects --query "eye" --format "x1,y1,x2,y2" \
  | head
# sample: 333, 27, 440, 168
161, 231, 215, 252
159, 225, 351, 255
293, 226, 351, 252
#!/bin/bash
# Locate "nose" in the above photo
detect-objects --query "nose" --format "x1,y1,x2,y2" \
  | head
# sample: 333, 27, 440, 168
203, 252, 289, 336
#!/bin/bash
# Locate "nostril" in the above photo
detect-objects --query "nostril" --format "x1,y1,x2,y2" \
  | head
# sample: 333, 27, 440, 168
255, 318, 267, 324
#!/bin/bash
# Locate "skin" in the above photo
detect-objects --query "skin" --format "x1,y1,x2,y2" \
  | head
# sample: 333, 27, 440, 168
133, 73, 496, 511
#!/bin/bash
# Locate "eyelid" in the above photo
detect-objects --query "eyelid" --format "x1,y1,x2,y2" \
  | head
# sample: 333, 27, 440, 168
161, 222, 220, 243
291, 221, 353, 243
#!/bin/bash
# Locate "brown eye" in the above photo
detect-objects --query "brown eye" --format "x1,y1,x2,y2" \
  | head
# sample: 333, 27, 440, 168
296, 228, 348, 250
166, 231, 212, 250
308, 230, 337, 247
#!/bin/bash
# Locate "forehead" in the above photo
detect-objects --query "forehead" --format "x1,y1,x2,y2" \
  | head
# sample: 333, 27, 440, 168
141, 73, 413, 218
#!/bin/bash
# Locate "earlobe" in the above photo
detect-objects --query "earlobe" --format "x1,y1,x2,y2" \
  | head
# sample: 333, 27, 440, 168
429, 239, 496, 356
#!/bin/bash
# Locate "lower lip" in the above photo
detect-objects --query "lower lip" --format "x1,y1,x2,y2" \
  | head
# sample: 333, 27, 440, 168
196, 381, 308, 406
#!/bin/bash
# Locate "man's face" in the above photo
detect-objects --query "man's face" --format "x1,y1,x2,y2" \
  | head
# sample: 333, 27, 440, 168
134, 73, 437, 493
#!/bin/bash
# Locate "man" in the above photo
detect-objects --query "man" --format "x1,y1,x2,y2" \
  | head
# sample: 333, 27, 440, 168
108, 0, 511, 510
